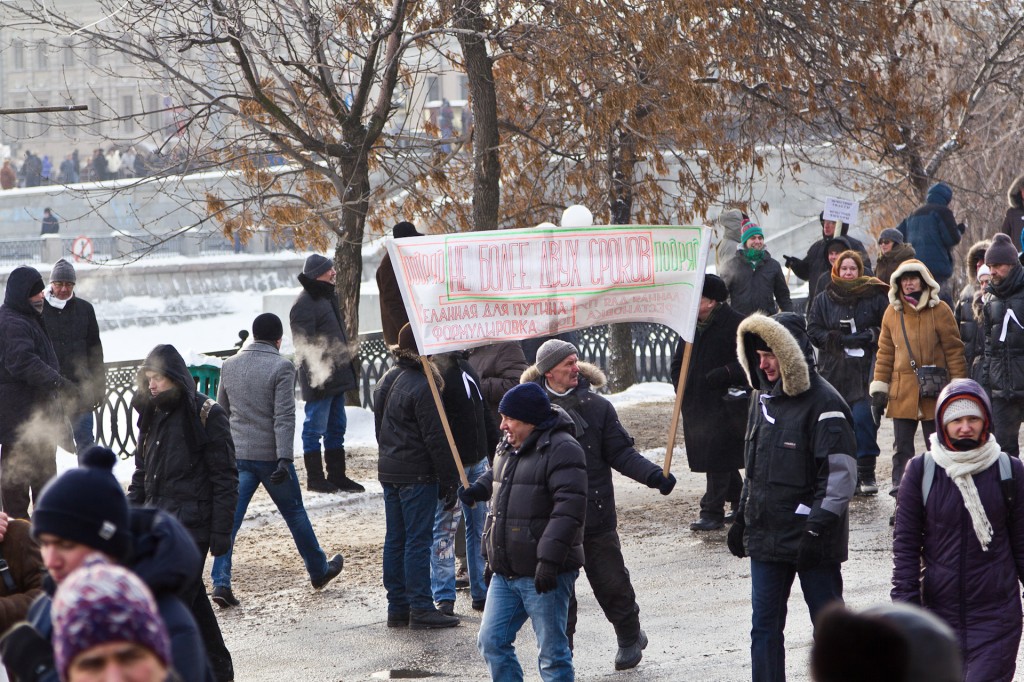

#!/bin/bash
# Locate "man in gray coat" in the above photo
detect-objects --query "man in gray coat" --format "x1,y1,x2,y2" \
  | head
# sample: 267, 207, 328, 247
209, 313, 343, 607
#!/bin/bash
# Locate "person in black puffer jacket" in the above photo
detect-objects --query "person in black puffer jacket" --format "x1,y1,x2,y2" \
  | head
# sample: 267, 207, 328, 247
954, 240, 990, 385
459, 382, 586, 682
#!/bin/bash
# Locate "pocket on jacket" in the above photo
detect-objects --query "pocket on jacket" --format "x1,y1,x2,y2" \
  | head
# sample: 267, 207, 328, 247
504, 517, 540, 562
767, 432, 809, 488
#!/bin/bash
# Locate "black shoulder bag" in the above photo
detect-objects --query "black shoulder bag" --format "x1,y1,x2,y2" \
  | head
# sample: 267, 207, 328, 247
899, 309, 949, 398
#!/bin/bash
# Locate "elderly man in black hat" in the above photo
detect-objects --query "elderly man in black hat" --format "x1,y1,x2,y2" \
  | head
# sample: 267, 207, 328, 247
290, 254, 362, 493
671, 273, 749, 531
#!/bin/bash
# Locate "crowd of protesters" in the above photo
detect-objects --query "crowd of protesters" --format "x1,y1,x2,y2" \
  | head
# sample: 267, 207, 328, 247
0, 146, 187, 189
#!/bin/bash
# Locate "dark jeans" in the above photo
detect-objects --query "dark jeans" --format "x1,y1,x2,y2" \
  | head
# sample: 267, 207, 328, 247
190, 541, 234, 682
71, 411, 96, 457
850, 399, 880, 459
992, 397, 1024, 459
700, 470, 743, 521
891, 418, 935, 494
382, 482, 437, 613
567, 529, 641, 648
0, 441, 56, 519
750, 559, 843, 682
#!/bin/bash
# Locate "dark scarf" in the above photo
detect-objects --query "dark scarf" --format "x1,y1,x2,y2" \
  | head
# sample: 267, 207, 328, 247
696, 303, 720, 332
989, 263, 1024, 298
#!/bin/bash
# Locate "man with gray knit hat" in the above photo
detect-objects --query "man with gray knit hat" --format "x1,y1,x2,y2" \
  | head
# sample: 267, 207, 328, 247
290, 254, 361, 493
42, 258, 104, 458
521, 338, 676, 670
981, 232, 1024, 457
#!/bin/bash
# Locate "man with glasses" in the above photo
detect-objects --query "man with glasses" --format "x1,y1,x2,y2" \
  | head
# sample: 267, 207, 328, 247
42, 258, 105, 458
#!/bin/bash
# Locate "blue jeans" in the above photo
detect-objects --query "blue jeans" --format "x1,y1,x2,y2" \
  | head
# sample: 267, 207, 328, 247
850, 399, 880, 459
750, 559, 843, 682
211, 460, 329, 588
431, 459, 489, 604
301, 394, 347, 453
478, 571, 577, 682
382, 482, 438, 613
72, 411, 95, 457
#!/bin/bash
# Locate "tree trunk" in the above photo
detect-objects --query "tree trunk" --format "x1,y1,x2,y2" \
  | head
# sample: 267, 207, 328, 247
605, 127, 637, 392
334, 161, 370, 405
454, 0, 500, 232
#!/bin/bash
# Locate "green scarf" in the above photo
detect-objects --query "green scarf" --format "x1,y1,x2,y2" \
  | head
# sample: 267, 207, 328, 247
742, 248, 766, 268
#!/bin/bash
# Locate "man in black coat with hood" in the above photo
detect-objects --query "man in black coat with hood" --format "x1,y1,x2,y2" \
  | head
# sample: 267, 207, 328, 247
671, 274, 748, 531
0, 265, 67, 519
785, 213, 872, 310
128, 343, 238, 682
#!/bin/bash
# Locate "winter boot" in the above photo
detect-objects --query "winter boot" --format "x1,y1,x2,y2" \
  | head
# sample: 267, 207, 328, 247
325, 448, 365, 493
614, 630, 648, 670
304, 451, 340, 493
856, 457, 879, 496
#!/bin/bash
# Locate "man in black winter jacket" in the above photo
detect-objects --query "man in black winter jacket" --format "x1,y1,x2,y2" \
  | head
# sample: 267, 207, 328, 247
0, 265, 66, 519
727, 312, 857, 682
128, 344, 237, 682
522, 340, 675, 670
459, 382, 586, 682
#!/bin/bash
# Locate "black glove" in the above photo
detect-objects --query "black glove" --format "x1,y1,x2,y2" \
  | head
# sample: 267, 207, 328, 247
655, 473, 676, 496
726, 514, 746, 558
457, 481, 489, 508
783, 255, 797, 269
796, 529, 826, 571
871, 400, 885, 427
209, 531, 231, 558
704, 366, 731, 389
534, 560, 558, 594
269, 458, 291, 485
871, 391, 888, 410
824, 331, 844, 353
841, 330, 874, 348
439, 483, 458, 512
0, 623, 55, 680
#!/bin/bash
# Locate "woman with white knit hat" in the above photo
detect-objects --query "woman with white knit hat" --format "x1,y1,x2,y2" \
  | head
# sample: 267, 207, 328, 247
891, 378, 1024, 681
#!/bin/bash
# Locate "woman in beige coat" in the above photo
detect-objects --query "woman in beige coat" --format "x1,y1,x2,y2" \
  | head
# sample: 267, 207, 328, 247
869, 259, 966, 500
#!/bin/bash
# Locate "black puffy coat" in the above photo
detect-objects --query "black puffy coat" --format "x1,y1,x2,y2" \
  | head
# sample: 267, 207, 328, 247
435, 352, 499, 469
523, 363, 663, 534
478, 409, 587, 578
127, 345, 238, 546
720, 250, 794, 317
42, 295, 105, 411
0, 266, 64, 444
789, 226, 872, 308
806, 282, 888, 404
670, 302, 748, 473
999, 173, 1024, 249
954, 241, 990, 383
982, 264, 1024, 400
289, 274, 358, 402
373, 353, 460, 487
736, 313, 857, 564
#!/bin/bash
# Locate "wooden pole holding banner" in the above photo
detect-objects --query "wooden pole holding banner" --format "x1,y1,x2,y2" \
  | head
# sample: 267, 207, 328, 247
663, 342, 693, 476
419, 356, 470, 489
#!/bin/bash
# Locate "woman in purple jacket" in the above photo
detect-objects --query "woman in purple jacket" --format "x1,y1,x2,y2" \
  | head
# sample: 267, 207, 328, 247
892, 379, 1024, 681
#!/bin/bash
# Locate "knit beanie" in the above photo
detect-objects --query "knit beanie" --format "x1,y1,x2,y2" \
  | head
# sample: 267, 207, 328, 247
32, 446, 132, 561
740, 223, 764, 247
52, 559, 170, 680
50, 258, 77, 284
498, 383, 553, 425
878, 228, 904, 245
926, 182, 953, 206
534, 339, 579, 375
984, 233, 1018, 266
251, 312, 283, 341
302, 254, 333, 278
941, 397, 985, 426
393, 221, 423, 238
977, 264, 991, 280
702, 273, 729, 303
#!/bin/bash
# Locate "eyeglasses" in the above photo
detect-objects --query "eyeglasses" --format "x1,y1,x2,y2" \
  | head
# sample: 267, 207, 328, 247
878, 240, 893, 245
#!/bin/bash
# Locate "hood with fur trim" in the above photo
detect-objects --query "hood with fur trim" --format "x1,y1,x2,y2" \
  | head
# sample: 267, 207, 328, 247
737, 312, 812, 397
390, 345, 444, 390
964, 240, 990, 284
521, 360, 606, 390
1009, 173, 1024, 210
888, 259, 942, 312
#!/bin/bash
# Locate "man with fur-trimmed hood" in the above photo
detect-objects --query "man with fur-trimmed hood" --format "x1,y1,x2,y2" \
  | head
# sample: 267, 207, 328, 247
726, 312, 857, 682
522, 339, 675, 671
999, 173, 1024, 249
954, 240, 990, 383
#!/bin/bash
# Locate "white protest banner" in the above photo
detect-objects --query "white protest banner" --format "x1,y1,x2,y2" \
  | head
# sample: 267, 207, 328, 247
823, 197, 860, 226
387, 224, 711, 355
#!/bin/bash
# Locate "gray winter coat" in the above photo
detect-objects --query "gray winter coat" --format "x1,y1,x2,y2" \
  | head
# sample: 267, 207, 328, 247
720, 250, 794, 317
217, 341, 295, 462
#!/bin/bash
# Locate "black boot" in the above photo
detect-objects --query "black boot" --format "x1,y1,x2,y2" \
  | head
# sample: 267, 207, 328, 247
325, 448, 365, 493
856, 456, 878, 496
304, 451, 340, 493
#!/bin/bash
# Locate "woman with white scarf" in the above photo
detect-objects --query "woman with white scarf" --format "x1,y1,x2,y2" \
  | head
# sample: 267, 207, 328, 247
892, 379, 1024, 682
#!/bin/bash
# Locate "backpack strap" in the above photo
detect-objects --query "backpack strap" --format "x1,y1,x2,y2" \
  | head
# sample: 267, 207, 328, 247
199, 398, 215, 428
0, 544, 17, 595
921, 452, 936, 505
922, 450, 1015, 509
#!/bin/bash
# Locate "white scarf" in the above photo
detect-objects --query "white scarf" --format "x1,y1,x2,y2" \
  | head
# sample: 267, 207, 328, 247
44, 289, 71, 310
928, 433, 1002, 551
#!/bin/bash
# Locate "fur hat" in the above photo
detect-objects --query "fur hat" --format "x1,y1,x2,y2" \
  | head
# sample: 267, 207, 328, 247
32, 446, 132, 561
985, 233, 1018, 267
702, 274, 728, 303
878, 228, 904, 245
302, 254, 333, 279
252, 313, 283, 342
52, 559, 171, 680
535, 339, 579, 375
498, 383, 553, 425
50, 258, 76, 284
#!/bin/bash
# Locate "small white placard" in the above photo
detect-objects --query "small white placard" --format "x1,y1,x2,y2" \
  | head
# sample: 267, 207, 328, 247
823, 197, 859, 226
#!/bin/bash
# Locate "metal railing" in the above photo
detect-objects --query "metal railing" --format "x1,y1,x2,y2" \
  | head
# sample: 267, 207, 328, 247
96, 324, 681, 458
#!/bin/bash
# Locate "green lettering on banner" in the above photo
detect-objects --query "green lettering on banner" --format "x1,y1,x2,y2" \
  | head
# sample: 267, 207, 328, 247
652, 237, 700, 272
